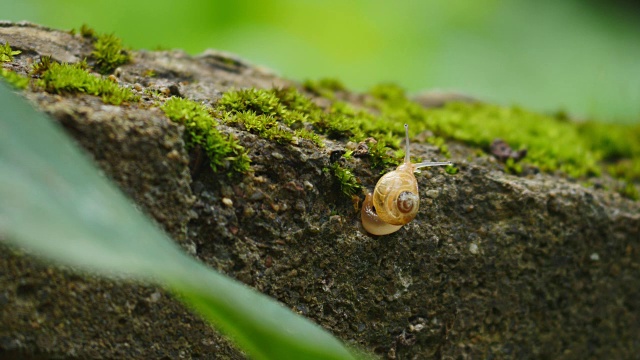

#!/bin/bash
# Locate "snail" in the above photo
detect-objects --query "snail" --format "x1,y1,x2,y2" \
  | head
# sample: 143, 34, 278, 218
361, 124, 451, 235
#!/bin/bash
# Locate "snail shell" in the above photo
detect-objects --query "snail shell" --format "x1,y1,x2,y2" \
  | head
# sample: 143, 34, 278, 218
371, 165, 419, 225
361, 124, 451, 236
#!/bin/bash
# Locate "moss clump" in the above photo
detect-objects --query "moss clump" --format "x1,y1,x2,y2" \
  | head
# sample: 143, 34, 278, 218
272, 86, 318, 113
310, 102, 365, 140
79, 24, 97, 38
368, 139, 401, 170
217, 88, 287, 118
162, 97, 250, 173
38, 62, 138, 105
30, 55, 53, 76
294, 128, 325, 147
327, 162, 362, 197
0, 68, 29, 89
445, 164, 459, 175
216, 87, 333, 147
578, 121, 640, 181
618, 180, 639, 201
92, 34, 131, 74
303, 78, 346, 99
222, 111, 293, 145
0, 42, 21, 62
368, 84, 601, 178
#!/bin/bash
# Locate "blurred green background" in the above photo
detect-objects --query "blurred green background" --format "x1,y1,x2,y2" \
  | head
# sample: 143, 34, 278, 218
2, 0, 639, 123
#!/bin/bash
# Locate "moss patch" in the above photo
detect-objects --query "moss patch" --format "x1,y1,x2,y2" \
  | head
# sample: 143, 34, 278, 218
0, 42, 21, 63
92, 33, 131, 74
161, 97, 250, 173
30, 55, 53, 76
216, 87, 333, 148
38, 62, 138, 105
326, 162, 362, 198
303, 78, 346, 100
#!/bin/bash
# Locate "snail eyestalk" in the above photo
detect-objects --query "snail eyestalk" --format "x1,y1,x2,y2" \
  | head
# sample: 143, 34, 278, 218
404, 123, 411, 164
413, 161, 452, 170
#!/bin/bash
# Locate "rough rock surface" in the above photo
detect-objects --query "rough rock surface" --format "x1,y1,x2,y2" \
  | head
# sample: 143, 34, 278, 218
1, 22, 639, 359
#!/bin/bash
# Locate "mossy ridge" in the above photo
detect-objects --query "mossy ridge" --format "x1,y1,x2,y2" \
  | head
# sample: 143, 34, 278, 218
161, 97, 250, 173
216, 87, 407, 170
38, 62, 138, 105
367, 83, 609, 179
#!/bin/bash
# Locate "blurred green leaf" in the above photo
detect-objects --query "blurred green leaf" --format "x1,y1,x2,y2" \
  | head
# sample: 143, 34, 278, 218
0, 82, 361, 360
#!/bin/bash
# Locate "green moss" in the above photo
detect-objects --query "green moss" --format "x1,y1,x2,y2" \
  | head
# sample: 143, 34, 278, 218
368, 139, 401, 170
223, 111, 294, 145
504, 158, 523, 175
0, 68, 29, 89
365, 83, 640, 188
38, 62, 138, 105
30, 55, 53, 76
367, 85, 602, 178
1, 42, 21, 63
303, 78, 346, 99
312, 110, 359, 139
619, 180, 639, 201
218, 88, 286, 118
92, 33, 131, 74
272, 86, 318, 113
294, 128, 325, 147
445, 164, 459, 175
425, 136, 451, 158
215, 83, 637, 192
328, 162, 362, 197
216, 87, 333, 146
79, 24, 97, 39
369, 83, 407, 105
161, 97, 250, 173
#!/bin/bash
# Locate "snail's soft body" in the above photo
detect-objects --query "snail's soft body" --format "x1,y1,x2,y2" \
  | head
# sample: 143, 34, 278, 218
361, 124, 451, 236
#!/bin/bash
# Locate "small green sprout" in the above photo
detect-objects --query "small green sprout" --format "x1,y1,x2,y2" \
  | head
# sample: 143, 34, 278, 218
1, 42, 21, 62
445, 164, 459, 175
368, 140, 400, 170
328, 162, 362, 197
92, 33, 131, 74
30, 55, 53, 76
79, 24, 97, 39
505, 158, 523, 175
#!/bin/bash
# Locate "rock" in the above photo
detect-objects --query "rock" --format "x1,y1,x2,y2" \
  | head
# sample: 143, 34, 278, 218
1, 22, 639, 360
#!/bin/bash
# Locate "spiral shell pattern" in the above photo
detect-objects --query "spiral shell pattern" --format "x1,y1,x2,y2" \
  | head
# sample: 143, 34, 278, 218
372, 168, 419, 226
